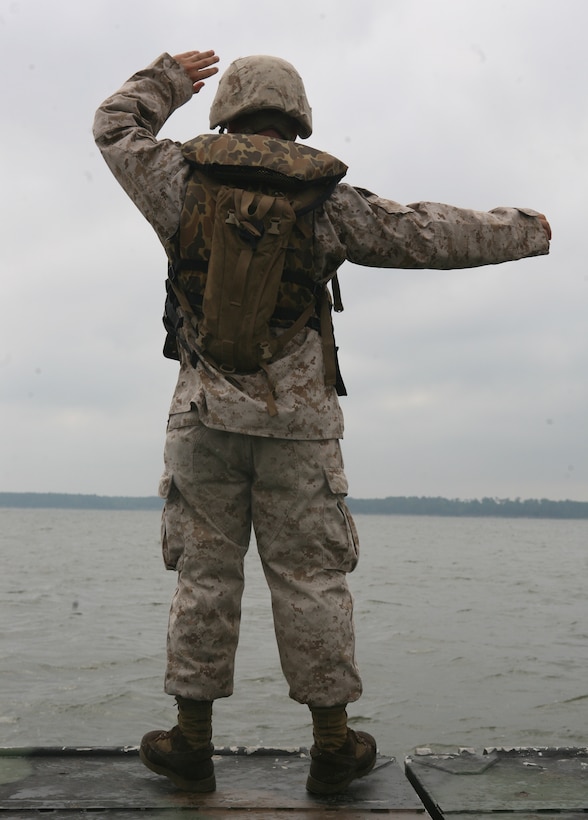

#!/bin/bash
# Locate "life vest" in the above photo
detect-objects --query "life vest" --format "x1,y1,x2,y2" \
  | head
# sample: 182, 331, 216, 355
163, 133, 348, 395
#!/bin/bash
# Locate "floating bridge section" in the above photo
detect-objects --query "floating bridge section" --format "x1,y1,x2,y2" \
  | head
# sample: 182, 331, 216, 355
1, 745, 587, 818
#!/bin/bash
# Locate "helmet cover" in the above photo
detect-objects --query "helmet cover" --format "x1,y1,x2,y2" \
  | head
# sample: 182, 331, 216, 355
209, 55, 312, 138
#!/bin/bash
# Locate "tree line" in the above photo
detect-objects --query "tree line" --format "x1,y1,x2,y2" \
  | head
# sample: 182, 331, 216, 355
2, 492, 588, 519
346, 496, 588, 519
0, 493, 163, 511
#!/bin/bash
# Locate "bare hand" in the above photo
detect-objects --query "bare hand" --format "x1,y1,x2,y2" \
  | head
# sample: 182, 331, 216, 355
537, 213, 552, 241
173, 50, 219, 94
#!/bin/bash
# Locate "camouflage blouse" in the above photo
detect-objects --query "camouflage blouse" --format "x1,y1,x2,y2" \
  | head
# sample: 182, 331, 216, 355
93, 53, 549, 440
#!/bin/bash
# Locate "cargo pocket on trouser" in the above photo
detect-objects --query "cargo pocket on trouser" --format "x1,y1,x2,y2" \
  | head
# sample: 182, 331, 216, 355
322, 466, 360, 573
159, 472, 185, 572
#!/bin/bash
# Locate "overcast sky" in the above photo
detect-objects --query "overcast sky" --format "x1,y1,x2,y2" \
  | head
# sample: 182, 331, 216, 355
1, 0, 586, 501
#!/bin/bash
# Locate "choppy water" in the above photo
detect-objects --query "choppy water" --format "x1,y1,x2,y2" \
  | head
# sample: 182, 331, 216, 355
1, 509, 587, 759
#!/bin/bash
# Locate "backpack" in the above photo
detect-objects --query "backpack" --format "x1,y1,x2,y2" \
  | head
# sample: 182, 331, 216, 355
164, 134, 348, 411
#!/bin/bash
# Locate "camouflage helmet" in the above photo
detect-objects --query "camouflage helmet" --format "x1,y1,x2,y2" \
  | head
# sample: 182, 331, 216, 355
209, 55, 313, 139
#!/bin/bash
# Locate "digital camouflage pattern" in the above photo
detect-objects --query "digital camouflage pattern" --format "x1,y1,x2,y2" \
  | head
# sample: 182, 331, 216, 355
92, 54, 550, 446
208, 55, 313, 138
93, 52, 550, 713
160, 410, 362, 705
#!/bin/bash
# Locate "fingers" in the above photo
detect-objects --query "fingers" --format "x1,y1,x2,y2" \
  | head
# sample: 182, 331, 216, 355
173, 49, 217, 63
172, 49, 220, 93
174, 49, 218, 67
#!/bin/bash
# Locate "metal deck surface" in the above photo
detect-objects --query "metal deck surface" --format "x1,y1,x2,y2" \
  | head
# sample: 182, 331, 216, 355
405, 746, 588, 820
0, 745, 428, 818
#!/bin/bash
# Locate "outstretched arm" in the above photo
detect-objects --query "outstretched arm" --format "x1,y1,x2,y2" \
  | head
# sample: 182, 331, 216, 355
327, 186, 551, 270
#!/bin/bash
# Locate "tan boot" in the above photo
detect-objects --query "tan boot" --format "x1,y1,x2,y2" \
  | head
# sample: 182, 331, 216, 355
139, 725, 216, 792
306, 728, 377, 795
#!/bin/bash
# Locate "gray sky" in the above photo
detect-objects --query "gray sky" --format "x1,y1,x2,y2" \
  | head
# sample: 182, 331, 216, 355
1, 0, 586, 501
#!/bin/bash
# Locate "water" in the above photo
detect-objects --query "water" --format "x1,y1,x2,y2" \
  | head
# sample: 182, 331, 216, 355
1, 509, 587, 759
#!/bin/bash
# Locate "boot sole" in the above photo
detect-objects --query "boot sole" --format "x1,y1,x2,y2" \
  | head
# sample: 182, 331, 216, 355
139, 747, 216, 792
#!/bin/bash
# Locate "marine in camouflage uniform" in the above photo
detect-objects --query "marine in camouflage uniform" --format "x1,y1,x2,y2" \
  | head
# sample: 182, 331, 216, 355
93, 50, 550, 793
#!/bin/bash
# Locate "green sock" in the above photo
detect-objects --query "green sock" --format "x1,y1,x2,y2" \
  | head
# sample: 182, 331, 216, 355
176, 696, 213, 749
310, 704, 348, 752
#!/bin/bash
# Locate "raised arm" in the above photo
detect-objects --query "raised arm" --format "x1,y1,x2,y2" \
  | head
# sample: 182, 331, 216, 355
93, 51, 218, 242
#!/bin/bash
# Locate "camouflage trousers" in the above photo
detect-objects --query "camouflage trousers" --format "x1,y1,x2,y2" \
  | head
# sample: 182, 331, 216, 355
158, 409, 363, 707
